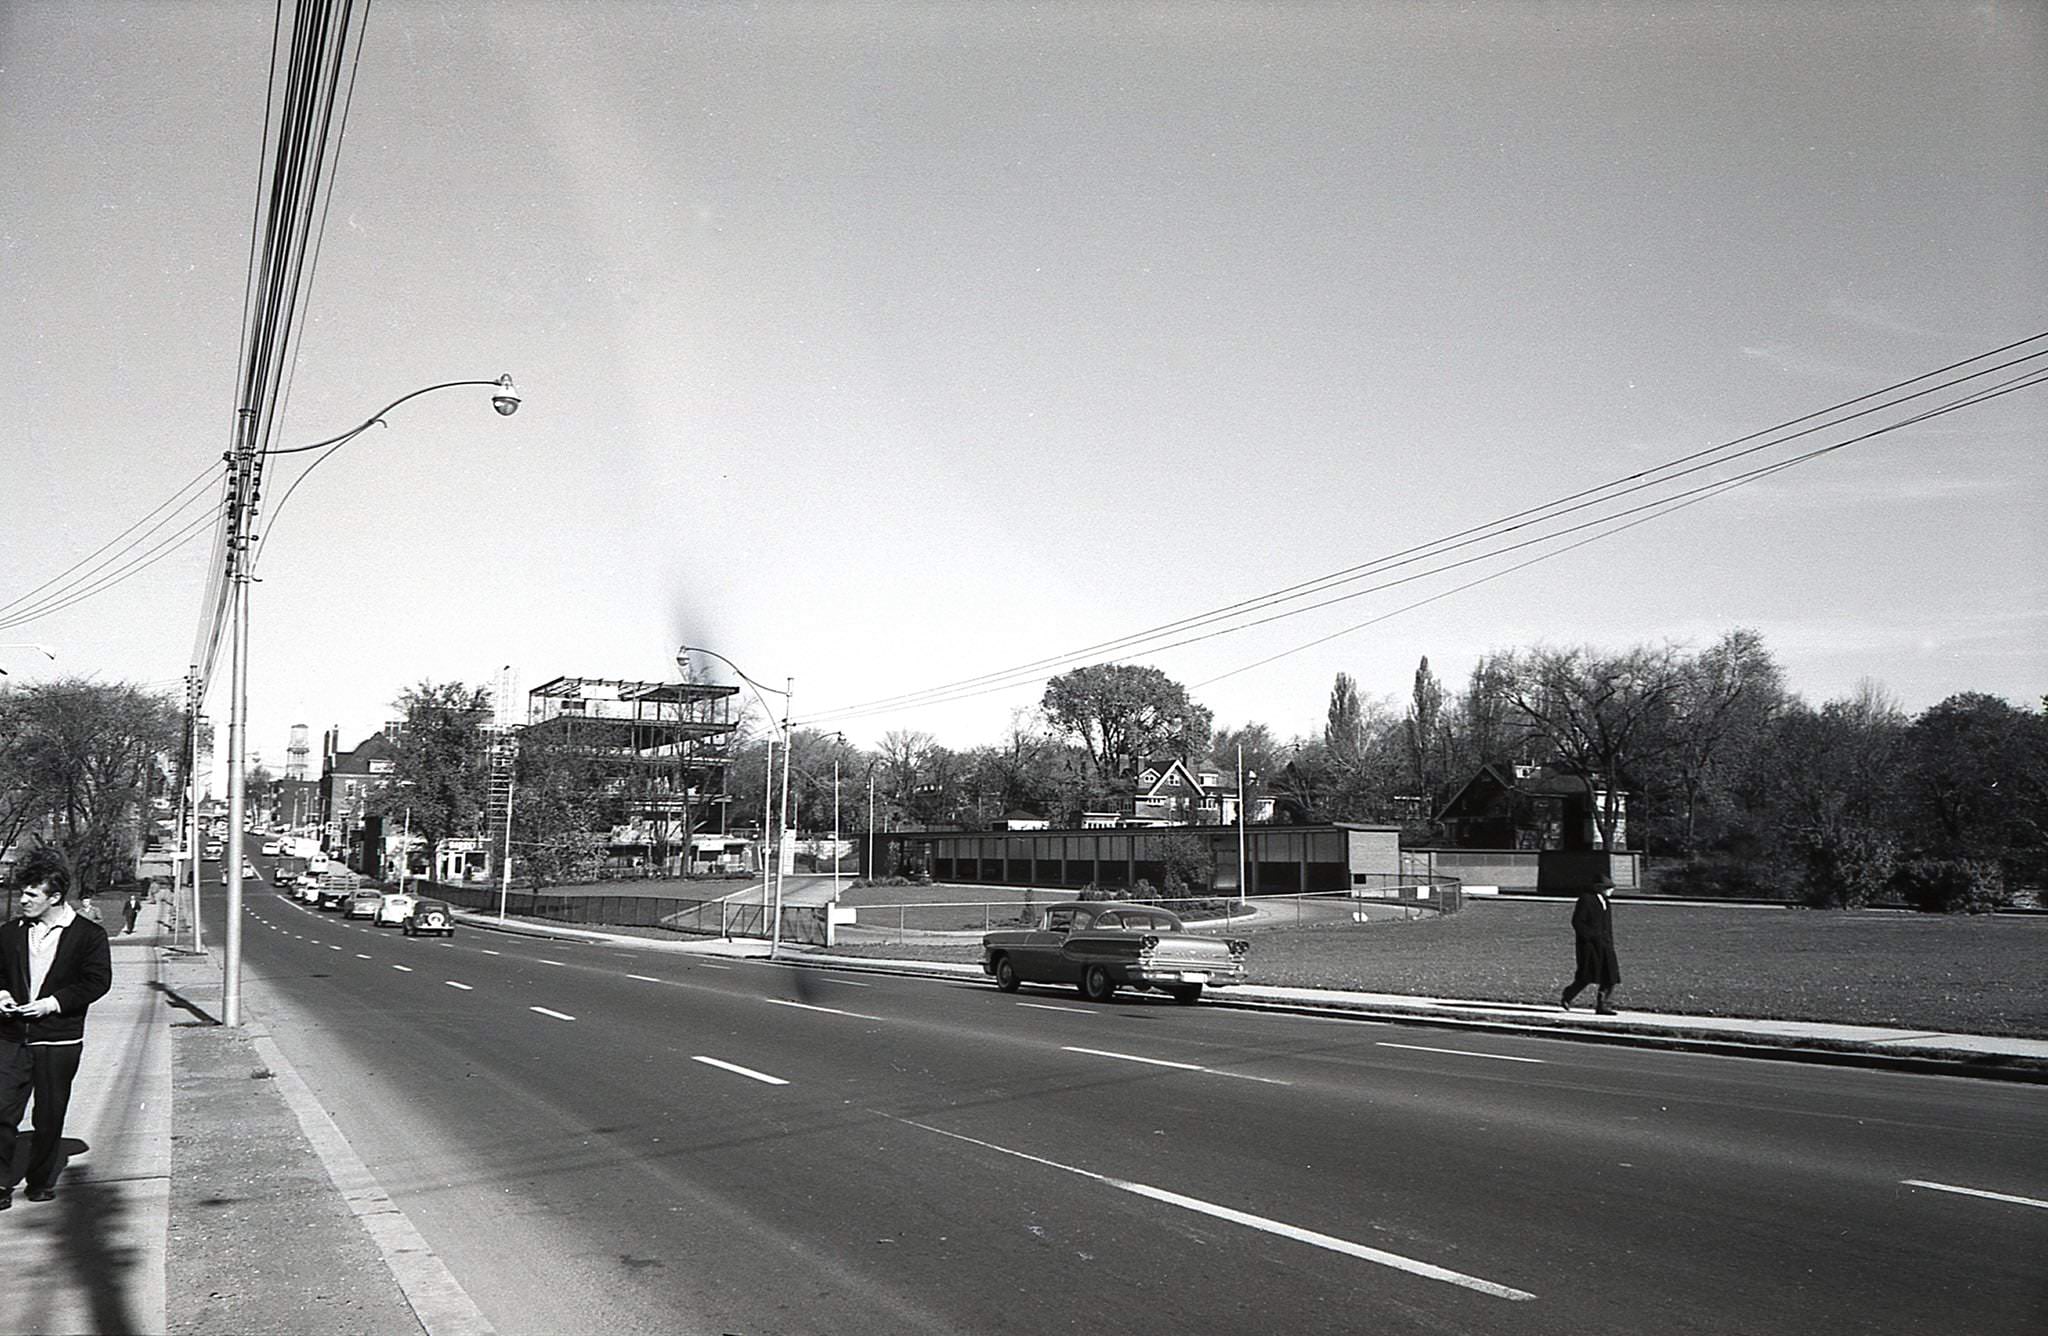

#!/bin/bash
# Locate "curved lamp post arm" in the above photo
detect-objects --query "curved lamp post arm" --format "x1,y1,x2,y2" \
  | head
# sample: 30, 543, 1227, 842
678, 645, 789, 742
252, 375, 520, 572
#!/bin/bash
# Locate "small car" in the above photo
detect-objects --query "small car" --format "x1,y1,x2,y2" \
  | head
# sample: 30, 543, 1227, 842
374, 889, 419, 927
241, 864, 262, 881
343, 890, 383, 920
260, 840, 282, 856
983, 902, 1250, 1004
403, 898, 455, 937
295, 879, 322, 905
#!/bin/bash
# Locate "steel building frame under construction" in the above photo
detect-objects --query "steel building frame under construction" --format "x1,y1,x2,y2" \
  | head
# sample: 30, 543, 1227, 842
521, 675, 742, 874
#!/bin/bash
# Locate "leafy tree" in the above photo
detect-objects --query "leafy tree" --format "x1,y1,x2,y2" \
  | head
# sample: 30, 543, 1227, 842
2, 678, 181, 892
1405, 656, 1451, 810
1659, 630, 1787, 857
1447, 654, 1518, 778
1898, 692, 2048, 888
1752, 683, 1907, 906
376, 681, 493, 878
1210, 721, 1282, 783
1041, 663, 1212, 789
1325, 674, 1366, 766
505, 723, 609, 887
1502, 644, 1686, 851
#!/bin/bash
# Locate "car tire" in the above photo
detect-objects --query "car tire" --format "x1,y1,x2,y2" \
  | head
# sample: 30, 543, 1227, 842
1082, 964, 1116, 1004
993, 955, 1019, 993
1167, 984, 1204, 1005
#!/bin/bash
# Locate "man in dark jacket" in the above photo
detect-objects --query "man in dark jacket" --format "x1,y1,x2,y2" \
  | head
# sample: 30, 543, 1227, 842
0, 849, 114, 1208
1560, 875, 1621, 1015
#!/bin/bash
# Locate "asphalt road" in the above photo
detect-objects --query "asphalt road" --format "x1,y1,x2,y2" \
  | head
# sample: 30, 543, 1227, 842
204, 857, 2047, 1336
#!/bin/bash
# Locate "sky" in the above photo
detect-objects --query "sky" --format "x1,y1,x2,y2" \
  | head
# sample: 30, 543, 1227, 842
2, 0, 2043, 776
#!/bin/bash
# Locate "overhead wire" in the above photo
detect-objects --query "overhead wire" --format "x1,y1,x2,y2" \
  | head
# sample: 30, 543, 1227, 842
802, 332, 2048, 725
802, 339, 2048, 727
0, 462, 219, 622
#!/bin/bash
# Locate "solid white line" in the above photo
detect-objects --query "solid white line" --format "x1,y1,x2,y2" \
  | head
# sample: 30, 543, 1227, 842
445, 981, 473, 991
392, 965, 414, 973
1903, 1180, 2048, 1210
896, 1118, 1533, 1301
1377, 1042, 1546, 1065
766, 998, 883, 1021
1062, 1045, 1293, 1086
530, 1006, 576, 1021
816, 977, 872, 987
692, 1055, 790, 1085
696, 962, 732, 970
1018, 1001, 1096, 1014
627, 974, 662, 983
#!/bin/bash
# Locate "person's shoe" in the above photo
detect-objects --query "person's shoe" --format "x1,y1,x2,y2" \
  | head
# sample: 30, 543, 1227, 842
25, 1186, 54, 1202
1559, 993, 1575, 1012
0, 1188, 12, 1210
1595, 1004, 1617, 1016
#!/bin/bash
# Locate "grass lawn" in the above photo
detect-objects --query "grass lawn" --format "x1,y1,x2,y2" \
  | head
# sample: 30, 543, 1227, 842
821, 900, 2048, 1038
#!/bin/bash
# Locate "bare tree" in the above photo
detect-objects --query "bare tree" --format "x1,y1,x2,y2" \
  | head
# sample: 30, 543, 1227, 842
1662, 629, 1786, 855
1503, 645, 1685, 851
4, 679, 181, 891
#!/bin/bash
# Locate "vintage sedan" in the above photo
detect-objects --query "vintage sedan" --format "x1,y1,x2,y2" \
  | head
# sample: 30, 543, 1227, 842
342, 889, 384, 920
983, 902, 1249, 1004
403, 898, 456, 937
374, 889, 419, 927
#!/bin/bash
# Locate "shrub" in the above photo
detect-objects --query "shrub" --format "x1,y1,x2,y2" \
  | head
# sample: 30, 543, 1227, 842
1893, 857, 2007, 914
1794, 828, 1899, 908
1652, 854, 1796, 901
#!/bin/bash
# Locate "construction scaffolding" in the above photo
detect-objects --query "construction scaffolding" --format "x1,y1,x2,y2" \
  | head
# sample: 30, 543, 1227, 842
521, 675, 741, 876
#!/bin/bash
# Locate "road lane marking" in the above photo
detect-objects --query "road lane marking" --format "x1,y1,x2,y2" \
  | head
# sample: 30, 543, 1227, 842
445, 981, 474, 991
481, 949, 500, 956
766, 998, 883, 1021
627, 974, 662, 983
893, 1117, 1533, 1301
356, 953, 371, 960
696, 962, 732, 970
815, 977, 871, 987
691, 1056, 789, 1085
1903, 1180, 2048, 1210
1018, 1002, 1096, 1014
392, 965, 414, 972
328, 945, 342, 951
1063, 1045, 1292, 1086
530, 1006, 576, 1022
540, 959, 566, 967
1377, 1042, 1545, 1065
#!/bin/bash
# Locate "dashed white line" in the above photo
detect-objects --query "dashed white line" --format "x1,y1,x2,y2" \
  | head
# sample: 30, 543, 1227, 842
894, 1117, 1533, 1301
481, 949, 501, 956
540, 959, 566, 967
766, 998, 883, 1021
445, 981, 473, 991
1903, 1180, 2048, 1210
814, 977, 872, 987
1377, 1042, 1545, 1065
1062, 1045, 1292, 1086
392, 965, 414, 973
356, 954, 371, 959
530, 1006, 575, 1022
696, 962, 732, 970
627, 974, 662, 983
1018, 1001, 1095, 1014
691, 1055, 788, 1085
328, 945, 342, 951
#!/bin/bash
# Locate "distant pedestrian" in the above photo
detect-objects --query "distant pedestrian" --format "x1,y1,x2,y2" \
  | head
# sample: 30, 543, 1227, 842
122, 888, 142, 935
1560, 875, 1621, 1015
0, 849, 114, 1209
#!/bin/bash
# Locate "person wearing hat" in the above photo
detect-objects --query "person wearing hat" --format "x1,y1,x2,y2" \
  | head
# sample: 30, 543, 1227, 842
1561, 875, 1620, 1014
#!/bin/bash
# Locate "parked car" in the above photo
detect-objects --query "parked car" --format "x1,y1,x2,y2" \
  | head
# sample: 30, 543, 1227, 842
343, 889, 383, 920
374, 889, 420, 927
982, 902, 1249, 1004
403, 898, 455, 937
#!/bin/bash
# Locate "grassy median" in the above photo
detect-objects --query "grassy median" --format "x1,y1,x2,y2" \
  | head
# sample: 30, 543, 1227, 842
822, 899, 2048, 1038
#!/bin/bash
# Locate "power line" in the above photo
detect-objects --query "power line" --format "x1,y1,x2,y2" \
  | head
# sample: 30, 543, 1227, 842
802, 338, 2048, 727
0, 462, 217, 621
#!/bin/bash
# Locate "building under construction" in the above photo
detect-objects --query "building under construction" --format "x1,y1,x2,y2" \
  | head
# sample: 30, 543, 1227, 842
519, 675, 743, 874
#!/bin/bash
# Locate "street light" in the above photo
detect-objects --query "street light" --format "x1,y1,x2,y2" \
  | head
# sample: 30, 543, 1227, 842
678, 645, 792, 957
0, 643, 56, 675
215, 375, 519, 1027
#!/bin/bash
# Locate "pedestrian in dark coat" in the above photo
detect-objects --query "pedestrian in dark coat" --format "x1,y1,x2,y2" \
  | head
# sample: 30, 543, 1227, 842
0, 849, 114, 1207
1560, 876, 1620, 1014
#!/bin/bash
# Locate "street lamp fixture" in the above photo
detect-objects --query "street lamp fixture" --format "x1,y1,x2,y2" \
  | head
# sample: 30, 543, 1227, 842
678, 645, 793, 957
491, 374, 522, 416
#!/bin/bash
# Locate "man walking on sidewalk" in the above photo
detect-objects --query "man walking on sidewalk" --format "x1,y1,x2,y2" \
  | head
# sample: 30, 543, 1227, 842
1560, 875, 1621, 1015
0, 848, 113, 1209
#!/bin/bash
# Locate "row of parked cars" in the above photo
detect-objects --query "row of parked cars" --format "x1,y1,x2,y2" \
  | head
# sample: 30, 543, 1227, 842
287, 872, 455, 937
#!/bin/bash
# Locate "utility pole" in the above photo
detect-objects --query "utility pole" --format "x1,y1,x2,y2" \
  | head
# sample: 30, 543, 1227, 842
771, 677, 794, 957
223, 407, 260, 1026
